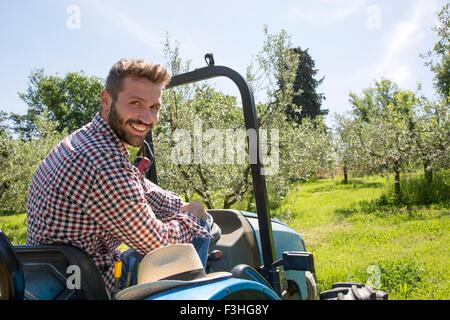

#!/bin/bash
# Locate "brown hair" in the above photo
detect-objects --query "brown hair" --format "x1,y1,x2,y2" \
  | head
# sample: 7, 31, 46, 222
105, 58, 171, 101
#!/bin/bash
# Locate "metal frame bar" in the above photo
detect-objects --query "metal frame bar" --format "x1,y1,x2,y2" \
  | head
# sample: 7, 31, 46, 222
145, 65, 276, 282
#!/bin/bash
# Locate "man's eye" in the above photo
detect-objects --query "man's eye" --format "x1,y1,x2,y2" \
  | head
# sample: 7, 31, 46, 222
132, 101, 141, 106
151, 105, 160, 111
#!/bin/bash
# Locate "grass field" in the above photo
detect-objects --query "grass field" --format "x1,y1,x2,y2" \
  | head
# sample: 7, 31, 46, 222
274, 175, 450, 300
0, 212, 27, 245
1, 175, 448, 300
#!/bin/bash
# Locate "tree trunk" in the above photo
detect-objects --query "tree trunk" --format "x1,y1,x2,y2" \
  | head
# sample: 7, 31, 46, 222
223, 165, 251, 209
183, 190, 190, 203
343, 166, 349, 184
424, 162, 433, 184
393, 160, 401, 197
204, 198, 214, 210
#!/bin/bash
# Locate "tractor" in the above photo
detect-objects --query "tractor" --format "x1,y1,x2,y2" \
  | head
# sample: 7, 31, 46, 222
0, 55, 387, 301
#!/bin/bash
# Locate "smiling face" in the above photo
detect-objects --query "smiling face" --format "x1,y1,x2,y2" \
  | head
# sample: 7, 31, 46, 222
101, 77, 162, 147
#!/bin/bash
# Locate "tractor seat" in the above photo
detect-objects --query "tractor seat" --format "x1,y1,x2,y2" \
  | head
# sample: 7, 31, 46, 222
0, 230, 25, 300
13, 243, 110, 300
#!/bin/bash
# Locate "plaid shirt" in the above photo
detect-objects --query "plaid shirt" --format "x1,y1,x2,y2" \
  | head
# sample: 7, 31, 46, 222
26, 113, 210, 295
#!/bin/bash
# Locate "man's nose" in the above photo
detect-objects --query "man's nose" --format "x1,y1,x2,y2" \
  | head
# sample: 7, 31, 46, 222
140, 109, 158, 126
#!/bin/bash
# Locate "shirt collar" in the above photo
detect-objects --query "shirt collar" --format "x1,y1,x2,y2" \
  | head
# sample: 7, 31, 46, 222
92, 113, 130, 158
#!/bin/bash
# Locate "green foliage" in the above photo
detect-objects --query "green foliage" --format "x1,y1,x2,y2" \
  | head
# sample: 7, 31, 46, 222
2, 174, 449, 298
286, 47, 327, 123
157, 83, 246, 209
249, 25, 299, 110
275, 176, 449, 299
0, 111, 9, 136
421, 4, 450, 101
0, 114, 65, 213
157, 29, 334, 209
411, 98, 450, 176
0, 213, 27, 244
379, 260, 426, 299
338, 80, 418, 180
128, 146, 139, 163
395, 171, 449, 206
249, 27, 334, 204
360, 171, 450, 211
336, 78, 449, 196
0, 134, 15, 203
11, 69, 103, 139
348, 79, 411, 122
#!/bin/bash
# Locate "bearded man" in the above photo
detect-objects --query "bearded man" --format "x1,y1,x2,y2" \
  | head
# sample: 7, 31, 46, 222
26, 59, 212, 296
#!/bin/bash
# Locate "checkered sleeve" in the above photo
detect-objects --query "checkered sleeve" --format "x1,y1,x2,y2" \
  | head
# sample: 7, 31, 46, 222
142, 177, 182, 221
84, 165, 210, 255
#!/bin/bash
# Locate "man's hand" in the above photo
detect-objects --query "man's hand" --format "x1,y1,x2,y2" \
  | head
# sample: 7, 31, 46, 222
180, 201, 208, 220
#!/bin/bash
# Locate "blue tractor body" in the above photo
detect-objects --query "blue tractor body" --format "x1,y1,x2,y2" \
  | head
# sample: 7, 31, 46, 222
242, 212, 309, 300
139, 211, 308, 301
147, 278, 280, 300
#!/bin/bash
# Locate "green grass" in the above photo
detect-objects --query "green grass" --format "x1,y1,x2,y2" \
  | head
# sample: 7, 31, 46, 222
274, 176, 450, 300
0, 213, 27, 244
1, 174, 448, 300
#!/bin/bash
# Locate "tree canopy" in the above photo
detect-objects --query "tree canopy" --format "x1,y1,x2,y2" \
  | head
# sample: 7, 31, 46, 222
11, 69, 103, 139
285, 47, 328, 124
155, 29, 334, 210
422, 3, 450, 101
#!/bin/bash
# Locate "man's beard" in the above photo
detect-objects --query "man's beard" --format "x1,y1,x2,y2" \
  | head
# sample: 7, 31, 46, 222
108, 101, 152, 147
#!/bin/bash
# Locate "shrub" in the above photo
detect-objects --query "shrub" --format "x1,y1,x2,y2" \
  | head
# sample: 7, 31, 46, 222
0, 118, 64, 213
354, 171, 450, 215
379, 260, 426, 299
0, 213, 27, 244
396, 171, 450, 206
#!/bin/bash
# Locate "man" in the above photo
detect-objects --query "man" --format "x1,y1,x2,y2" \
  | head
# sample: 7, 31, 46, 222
26, 58, 212, 296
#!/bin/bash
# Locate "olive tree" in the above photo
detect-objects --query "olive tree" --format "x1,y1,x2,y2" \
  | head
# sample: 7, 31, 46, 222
154, 29, 334, 211
337, 80, 418, 196
0, 113, 65, 213
11, 70, 103, 140
409, 97, 450, 183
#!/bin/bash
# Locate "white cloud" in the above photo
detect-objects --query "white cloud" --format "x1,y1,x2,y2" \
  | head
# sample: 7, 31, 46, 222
114, 13, 162, 50
324, 0, 440, 118
290, 0, 367, 24
374, 0, 439, 86
91, 0, 162, 50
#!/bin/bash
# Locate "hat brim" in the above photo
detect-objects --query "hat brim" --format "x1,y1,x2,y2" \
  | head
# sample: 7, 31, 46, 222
115, 272, 232, 300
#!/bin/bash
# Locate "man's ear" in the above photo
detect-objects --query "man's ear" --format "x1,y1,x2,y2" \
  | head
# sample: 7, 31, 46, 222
100, 90, 112, 114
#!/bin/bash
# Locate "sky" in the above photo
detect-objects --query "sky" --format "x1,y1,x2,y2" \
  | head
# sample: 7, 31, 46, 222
0, 0, 446, 125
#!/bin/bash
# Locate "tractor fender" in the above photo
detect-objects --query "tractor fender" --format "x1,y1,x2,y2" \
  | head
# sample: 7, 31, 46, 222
147, 277, 280, 300
241, 211, 311, 300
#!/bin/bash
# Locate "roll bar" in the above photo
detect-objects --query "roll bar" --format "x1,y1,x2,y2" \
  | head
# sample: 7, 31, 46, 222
144, 57, 276, 280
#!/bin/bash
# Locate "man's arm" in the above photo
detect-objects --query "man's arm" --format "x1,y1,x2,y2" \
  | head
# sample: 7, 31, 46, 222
142, 177, 182, 221
84, 166, 211, 255
142, 178, 209, 222
180, 201, 208, 220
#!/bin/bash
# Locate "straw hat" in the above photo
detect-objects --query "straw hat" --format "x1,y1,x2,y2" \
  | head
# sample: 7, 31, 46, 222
115, 244, 231, 300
